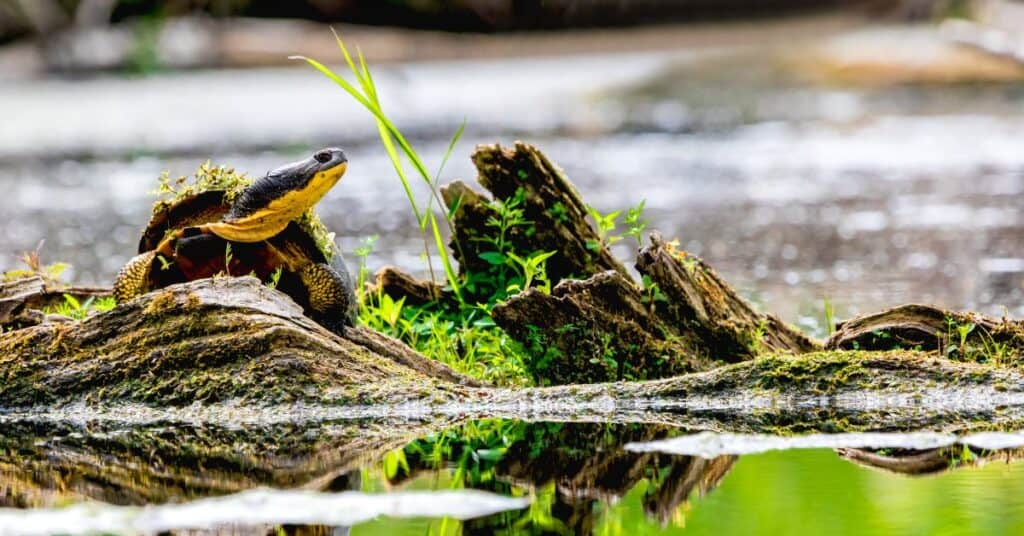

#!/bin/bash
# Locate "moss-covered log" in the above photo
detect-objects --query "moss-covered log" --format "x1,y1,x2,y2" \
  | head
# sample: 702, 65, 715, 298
382, 142, 820, 384
442, 142, 629, 287
828, 303, 1024, 365
0, 276, 476, 408
492, 233, 821, 384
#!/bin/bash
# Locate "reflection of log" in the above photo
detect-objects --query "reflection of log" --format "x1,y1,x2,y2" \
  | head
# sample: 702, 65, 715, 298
463, 422, 736, 534
0, 418, 458, 508
836, 446, 1023, 476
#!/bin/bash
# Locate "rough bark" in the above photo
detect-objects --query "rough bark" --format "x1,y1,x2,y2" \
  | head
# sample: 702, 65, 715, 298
0, 275, 110, 330
637, 233, 819, 358
0, 276, 476, 409
827, 303, 1024, 364
370, 265, 448, 307
379, 141, 819, 384
491, 233, 820, 384
2, 278, 1024, 433
442, 142, 629, 286
491, 270, 710, 384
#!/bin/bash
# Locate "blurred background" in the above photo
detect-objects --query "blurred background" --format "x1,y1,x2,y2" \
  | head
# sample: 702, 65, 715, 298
2, 0, 1024, 333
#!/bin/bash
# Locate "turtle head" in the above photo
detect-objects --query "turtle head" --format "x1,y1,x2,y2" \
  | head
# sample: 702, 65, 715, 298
310, 147, 348, 178
227, 147, 347, 215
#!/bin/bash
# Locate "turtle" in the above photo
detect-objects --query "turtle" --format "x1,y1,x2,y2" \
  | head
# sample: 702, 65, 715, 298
113, 147, 357, 334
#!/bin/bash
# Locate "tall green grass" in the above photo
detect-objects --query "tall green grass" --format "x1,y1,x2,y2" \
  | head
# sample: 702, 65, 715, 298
291, 30, 464, 302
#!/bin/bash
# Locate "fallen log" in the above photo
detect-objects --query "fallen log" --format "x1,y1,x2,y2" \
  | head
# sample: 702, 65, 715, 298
3, 142, 1024, 438
2, 278, 1024, 434
828, 303, 1024, 365
0, 276, 476, 409
0, 275, 110, 330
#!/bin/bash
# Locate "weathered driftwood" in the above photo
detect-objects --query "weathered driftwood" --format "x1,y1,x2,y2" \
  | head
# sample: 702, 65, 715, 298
0, 275, 110, 330
371, 265, 448, 307
442, 142, 629, 287
492, 233, 821, 384
828, 303, 1024, 364
383, 141, 819, 383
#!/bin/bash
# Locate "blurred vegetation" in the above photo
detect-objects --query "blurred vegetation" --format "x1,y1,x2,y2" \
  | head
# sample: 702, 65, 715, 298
1, 0, 958, 44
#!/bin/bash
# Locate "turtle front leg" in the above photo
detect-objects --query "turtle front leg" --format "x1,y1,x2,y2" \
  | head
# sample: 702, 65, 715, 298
113, 251, 157, 303
298, 262, 358, 334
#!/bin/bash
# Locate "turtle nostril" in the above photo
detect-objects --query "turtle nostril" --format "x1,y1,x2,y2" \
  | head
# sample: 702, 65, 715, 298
314, 150, 332, 164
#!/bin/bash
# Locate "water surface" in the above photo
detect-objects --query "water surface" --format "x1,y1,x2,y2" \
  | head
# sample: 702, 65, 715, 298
3, 418, 1023, 535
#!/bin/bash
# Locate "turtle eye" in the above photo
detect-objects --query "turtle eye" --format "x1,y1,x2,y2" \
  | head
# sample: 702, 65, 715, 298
314, 150, 332, 164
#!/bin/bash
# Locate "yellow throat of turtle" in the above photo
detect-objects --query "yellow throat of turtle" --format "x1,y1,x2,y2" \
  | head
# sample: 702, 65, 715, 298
206, 161, 347, 243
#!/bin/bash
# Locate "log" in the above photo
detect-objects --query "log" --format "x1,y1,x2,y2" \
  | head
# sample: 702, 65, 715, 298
492, 233, 820, 384
442, 142, 629, 288
0, 276, 476, 409
0, 275, 110, 330
491, 270, 712, 384
2, 277, 1024, 433
828, 303, 1024, 364
381, 142, 819, 384
370, 265, 448, 307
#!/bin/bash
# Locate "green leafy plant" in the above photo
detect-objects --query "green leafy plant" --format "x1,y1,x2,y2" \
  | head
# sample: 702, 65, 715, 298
823, 297, 835, 336
293, 33, 465, 303
586, 205, 622, 251
46, 294, 116, 320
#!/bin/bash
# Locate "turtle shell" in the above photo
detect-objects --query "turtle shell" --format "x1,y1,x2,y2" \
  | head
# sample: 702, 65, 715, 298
138, 189, 333, 313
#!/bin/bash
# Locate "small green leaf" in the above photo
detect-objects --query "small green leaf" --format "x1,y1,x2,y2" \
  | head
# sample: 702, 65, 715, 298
479, 251, 505, 265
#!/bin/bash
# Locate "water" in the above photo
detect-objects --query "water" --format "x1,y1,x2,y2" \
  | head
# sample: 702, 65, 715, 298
4, 29, 1024, 332
3, 418, 1024, 535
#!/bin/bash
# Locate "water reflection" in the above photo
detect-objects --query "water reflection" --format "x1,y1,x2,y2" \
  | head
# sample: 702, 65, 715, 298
2, 418, 1023, 534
